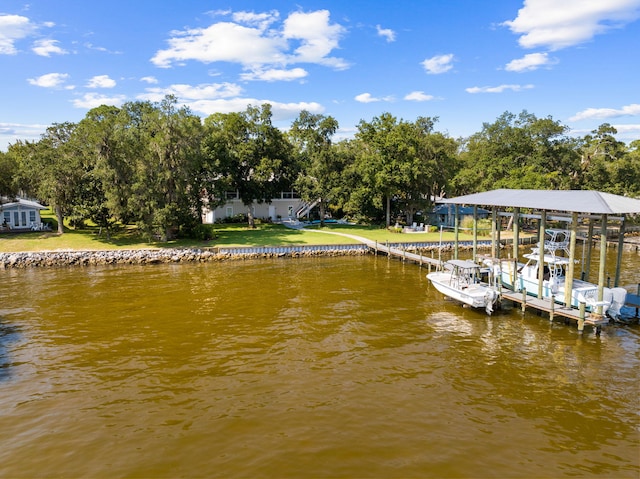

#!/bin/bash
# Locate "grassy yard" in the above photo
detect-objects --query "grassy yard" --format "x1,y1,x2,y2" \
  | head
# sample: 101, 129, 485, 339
0, 221, 501, 253
0, 208, 514, 252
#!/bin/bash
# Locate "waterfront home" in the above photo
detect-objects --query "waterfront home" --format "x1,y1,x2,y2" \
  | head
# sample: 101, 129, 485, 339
202, 190, 311, 223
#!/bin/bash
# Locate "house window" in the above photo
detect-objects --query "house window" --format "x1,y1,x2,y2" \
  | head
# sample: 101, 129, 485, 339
14, 212, 19, 226
21, 211, 26, 226
3, 212, 9, 225
29, 211, 36, 222
226, 206, 233, 217
288, 206, 294, 217
225, 190, 239, 199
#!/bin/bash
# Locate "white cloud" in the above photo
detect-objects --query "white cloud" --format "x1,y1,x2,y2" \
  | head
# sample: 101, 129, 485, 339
282, 10, 348, 68
0, 14, 37, 54
137, 82, 243, 102
151, 9, 348, 72
72, 92, 126, 109
504, 52, 557, 72
32, 39, 67, 57
27, 72, 74, 89
355, 93, 379, 103
86, 75, 116, 88
404, 91, 435, 102
140, 76, 159, 84
466, 84, 534, 94
376, 25, 396, 42
0, 122, 49, 151
185, 98, 324, 121
421, 54, 454, 74
240, 67, 308, 82
503, 0, 640, 50
569, 103, 640, 121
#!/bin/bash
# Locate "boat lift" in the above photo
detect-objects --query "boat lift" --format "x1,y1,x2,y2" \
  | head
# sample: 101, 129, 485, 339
439, 189, 640, 332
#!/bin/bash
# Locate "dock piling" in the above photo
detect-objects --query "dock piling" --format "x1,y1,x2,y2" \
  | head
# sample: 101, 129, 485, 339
521, 288, 527, 313
550, 295, 555, 321
578, 302, 586, 334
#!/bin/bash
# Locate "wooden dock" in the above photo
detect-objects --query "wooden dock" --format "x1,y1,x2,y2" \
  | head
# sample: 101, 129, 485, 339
500, 290, 608, 332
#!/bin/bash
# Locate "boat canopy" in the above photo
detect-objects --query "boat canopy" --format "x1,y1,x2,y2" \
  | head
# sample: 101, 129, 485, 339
438, 189, 640, 215
446, 259, 480, 269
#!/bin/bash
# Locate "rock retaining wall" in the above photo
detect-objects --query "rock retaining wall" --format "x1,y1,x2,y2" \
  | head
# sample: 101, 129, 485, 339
0, 246, 368, 269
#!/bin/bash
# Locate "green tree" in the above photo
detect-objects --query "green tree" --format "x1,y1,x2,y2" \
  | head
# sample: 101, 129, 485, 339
10, 122, 81, 233
203, 104, 294, 228
0, 150, 19, 199
578, 123, 628, 192
289, 110, 339, 225
454, 111, 579, 194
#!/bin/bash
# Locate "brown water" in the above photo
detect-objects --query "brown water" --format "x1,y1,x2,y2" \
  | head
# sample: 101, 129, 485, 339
1, 253, 639, 478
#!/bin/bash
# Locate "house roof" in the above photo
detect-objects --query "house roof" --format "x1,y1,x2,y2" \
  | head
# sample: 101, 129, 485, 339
439, 189, 640, 215
0, 198, 47, 210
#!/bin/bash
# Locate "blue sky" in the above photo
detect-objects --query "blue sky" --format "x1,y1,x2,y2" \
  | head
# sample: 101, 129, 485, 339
1, 0, 640, 151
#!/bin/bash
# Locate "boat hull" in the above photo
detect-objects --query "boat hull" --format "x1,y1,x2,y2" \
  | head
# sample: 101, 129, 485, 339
427, 271, 497, 310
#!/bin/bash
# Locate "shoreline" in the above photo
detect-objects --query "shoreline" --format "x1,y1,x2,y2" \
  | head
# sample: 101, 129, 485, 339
0, 242, 486, 269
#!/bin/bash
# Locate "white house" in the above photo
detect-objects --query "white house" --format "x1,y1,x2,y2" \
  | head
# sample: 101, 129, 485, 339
1, 198, 48, 230
202, 190, 312, 223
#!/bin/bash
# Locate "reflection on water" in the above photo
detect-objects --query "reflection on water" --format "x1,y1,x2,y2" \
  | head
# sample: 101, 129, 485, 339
0, 254, 638, 478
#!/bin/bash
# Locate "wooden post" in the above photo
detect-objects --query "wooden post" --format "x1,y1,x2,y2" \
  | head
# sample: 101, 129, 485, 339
473, 205, 478, 263
564, 212, 578, 308
521, 288, 527, 313
491, 207, 497, 259
538, 211, 546, 300
454, 204, 459, 260
496, 213, 501, 260
375, 240, 378, 256
615, 218, 625, 287
597, 215, 608, 316
578, 302, 586, 334
512, 207, 520, 263
585, 219, 594, 282
550, 294, 555, 321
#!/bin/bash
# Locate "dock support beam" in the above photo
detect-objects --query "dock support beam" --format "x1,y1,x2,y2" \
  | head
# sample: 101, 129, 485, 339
578, 302, 585, 334
473, 205, 478, 262
491, 207, 497, 259
615, 218, 625, 287
597, 215, 608, 316
564, 212, 578, 308
454, 204, 459, 260
512, 207, 520, 262
584, 219, 594, 281
537, 211, 546, 300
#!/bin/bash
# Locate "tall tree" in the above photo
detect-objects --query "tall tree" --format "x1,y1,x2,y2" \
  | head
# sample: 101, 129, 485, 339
0, 150, 19, 199
289, 110, 339, 226
203, 104, 294, 227
10, 122, 81, 233
454, 111, 578, 194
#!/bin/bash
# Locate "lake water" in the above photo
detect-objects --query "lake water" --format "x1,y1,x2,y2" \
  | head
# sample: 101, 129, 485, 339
1, 251, 639, 478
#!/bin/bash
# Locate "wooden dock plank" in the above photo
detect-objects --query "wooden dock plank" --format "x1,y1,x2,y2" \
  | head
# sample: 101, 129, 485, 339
500, 290, 608, 326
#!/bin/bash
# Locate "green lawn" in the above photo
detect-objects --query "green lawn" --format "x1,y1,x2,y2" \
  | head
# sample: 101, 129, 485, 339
0, 221, 501, 253
0, 208, 515, 252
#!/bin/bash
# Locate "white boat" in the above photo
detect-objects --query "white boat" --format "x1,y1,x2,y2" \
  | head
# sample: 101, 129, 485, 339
500, 250, 627, 318
427, 259, 500, 314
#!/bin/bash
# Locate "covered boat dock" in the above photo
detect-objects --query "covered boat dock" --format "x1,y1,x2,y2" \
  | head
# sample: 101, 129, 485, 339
439, 189, 640, 331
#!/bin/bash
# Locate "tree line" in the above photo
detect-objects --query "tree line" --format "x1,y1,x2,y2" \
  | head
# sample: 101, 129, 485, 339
1, 95, 638, 239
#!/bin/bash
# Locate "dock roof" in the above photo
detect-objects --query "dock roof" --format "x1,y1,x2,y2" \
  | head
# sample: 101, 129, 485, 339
439, 189, 640, 215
